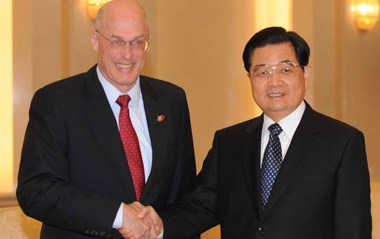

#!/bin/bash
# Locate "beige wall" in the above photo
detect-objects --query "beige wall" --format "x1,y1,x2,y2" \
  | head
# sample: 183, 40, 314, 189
293, 0, 380, 181
11, 0, 380, 238
140, 0, 259, 173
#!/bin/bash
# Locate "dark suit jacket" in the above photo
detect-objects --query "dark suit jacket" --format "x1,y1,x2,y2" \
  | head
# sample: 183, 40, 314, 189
161, 103, 372, 239
17, 65, 197, 239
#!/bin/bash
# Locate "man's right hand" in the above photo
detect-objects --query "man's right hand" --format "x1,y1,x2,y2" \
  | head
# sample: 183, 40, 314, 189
118, 202, 163, 239
119, 202, 151, 239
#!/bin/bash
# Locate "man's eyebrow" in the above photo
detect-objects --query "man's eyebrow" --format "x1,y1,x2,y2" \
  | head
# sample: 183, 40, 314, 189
253, 59, 294, 68
109, 34, 146, 40
252, 64, 268, 69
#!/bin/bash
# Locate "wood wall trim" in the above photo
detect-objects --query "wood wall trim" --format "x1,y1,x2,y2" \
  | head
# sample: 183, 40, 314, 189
0, 193, 18, 207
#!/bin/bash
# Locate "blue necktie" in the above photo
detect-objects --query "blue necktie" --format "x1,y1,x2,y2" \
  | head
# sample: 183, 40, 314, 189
260, 123, 283, 209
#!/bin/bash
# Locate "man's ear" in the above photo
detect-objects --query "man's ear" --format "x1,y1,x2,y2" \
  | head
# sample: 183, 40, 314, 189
90, 30, 99, 52
303, 65, 312, 87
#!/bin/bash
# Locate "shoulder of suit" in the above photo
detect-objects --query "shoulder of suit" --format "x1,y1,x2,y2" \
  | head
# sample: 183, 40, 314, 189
140, 75, 183, 90
36, 72, 87, 95
215, 117, 261, 136
305, 107, 363, 135
140, 75, 187, 100
32, 68, 97, 105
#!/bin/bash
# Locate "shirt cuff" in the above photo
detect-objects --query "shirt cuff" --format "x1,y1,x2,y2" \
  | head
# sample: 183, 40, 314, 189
157, 227, 164, 239
112, 203, 123, 228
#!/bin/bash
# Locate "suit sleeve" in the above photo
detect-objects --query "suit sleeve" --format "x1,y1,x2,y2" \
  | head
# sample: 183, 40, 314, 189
334, 131, 372, 239
167, 89, 197, 202
16, 89, 120, 238
160, 132, 220, 238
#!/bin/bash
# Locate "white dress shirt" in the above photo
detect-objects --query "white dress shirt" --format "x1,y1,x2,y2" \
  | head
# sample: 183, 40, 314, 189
96, 67, 152, 228
260, 101, 306, 166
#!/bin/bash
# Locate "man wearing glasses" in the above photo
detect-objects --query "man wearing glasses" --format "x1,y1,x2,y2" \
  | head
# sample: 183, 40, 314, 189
17, 0, 196, 238
157, 27, 372, 239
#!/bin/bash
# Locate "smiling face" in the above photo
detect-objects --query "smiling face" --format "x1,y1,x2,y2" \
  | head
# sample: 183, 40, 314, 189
248, 42, 310, 122
91, 0, 149, 93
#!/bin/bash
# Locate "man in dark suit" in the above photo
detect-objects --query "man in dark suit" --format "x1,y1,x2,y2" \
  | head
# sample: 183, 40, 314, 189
157, 27, 372, 238
16, 0, 196, 238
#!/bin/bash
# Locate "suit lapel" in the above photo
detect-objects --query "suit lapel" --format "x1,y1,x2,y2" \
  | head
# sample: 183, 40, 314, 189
81, 67, 135, 197
242, 116, 263, 215
263, 104, 320, 213
139, 77, 167, 201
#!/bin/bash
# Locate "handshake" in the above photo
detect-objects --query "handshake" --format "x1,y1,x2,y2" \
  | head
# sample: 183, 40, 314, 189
118, 202, 163, 239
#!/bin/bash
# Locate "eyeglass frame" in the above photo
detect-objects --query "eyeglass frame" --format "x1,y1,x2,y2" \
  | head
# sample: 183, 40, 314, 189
250, 60, 304, 79
95, 29, 150, 52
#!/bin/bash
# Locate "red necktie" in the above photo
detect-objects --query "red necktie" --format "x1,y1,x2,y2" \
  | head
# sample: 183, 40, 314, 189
116, 95, 145, 201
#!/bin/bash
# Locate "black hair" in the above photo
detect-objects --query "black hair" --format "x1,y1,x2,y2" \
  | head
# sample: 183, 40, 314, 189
242, 26, 310, 72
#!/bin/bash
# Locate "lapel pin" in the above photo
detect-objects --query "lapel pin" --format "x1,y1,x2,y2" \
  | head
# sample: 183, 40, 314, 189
157, 114, 165, 122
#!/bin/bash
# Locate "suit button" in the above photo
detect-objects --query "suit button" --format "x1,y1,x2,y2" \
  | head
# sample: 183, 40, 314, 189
258, 226, 264, 234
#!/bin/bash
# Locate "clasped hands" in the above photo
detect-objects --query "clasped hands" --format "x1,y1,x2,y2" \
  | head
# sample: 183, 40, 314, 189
118, 202, 163, 239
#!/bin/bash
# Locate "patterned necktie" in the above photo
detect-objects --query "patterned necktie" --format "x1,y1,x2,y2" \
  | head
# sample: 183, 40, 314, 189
260, 123, 283, 209
116, 95, 145, 201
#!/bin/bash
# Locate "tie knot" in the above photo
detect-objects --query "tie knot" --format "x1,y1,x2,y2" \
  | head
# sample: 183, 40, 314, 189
116, 95, 131, 107
268, 123, 282, 137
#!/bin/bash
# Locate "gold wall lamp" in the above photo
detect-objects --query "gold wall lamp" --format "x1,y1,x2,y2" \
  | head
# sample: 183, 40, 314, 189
350, 0, 379, 30
87, 0, 111, 20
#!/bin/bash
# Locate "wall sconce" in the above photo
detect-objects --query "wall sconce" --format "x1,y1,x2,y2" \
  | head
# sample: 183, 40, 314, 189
87, 0, 110, 20
350, 0, 380, 30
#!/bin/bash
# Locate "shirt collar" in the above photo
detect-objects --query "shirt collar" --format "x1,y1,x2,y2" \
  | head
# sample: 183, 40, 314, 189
96, 66, 142, 109
263, 101, 306, 138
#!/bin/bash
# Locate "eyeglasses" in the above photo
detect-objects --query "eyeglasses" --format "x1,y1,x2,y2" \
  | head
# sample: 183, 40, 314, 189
95, 29, 149, 52
250, 61, 303, 79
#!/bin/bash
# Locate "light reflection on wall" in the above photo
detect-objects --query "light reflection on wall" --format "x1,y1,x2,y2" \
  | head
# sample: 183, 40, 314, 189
0, 0, 14, 194
251, 0, 292, 116
254, 0, 292, 30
